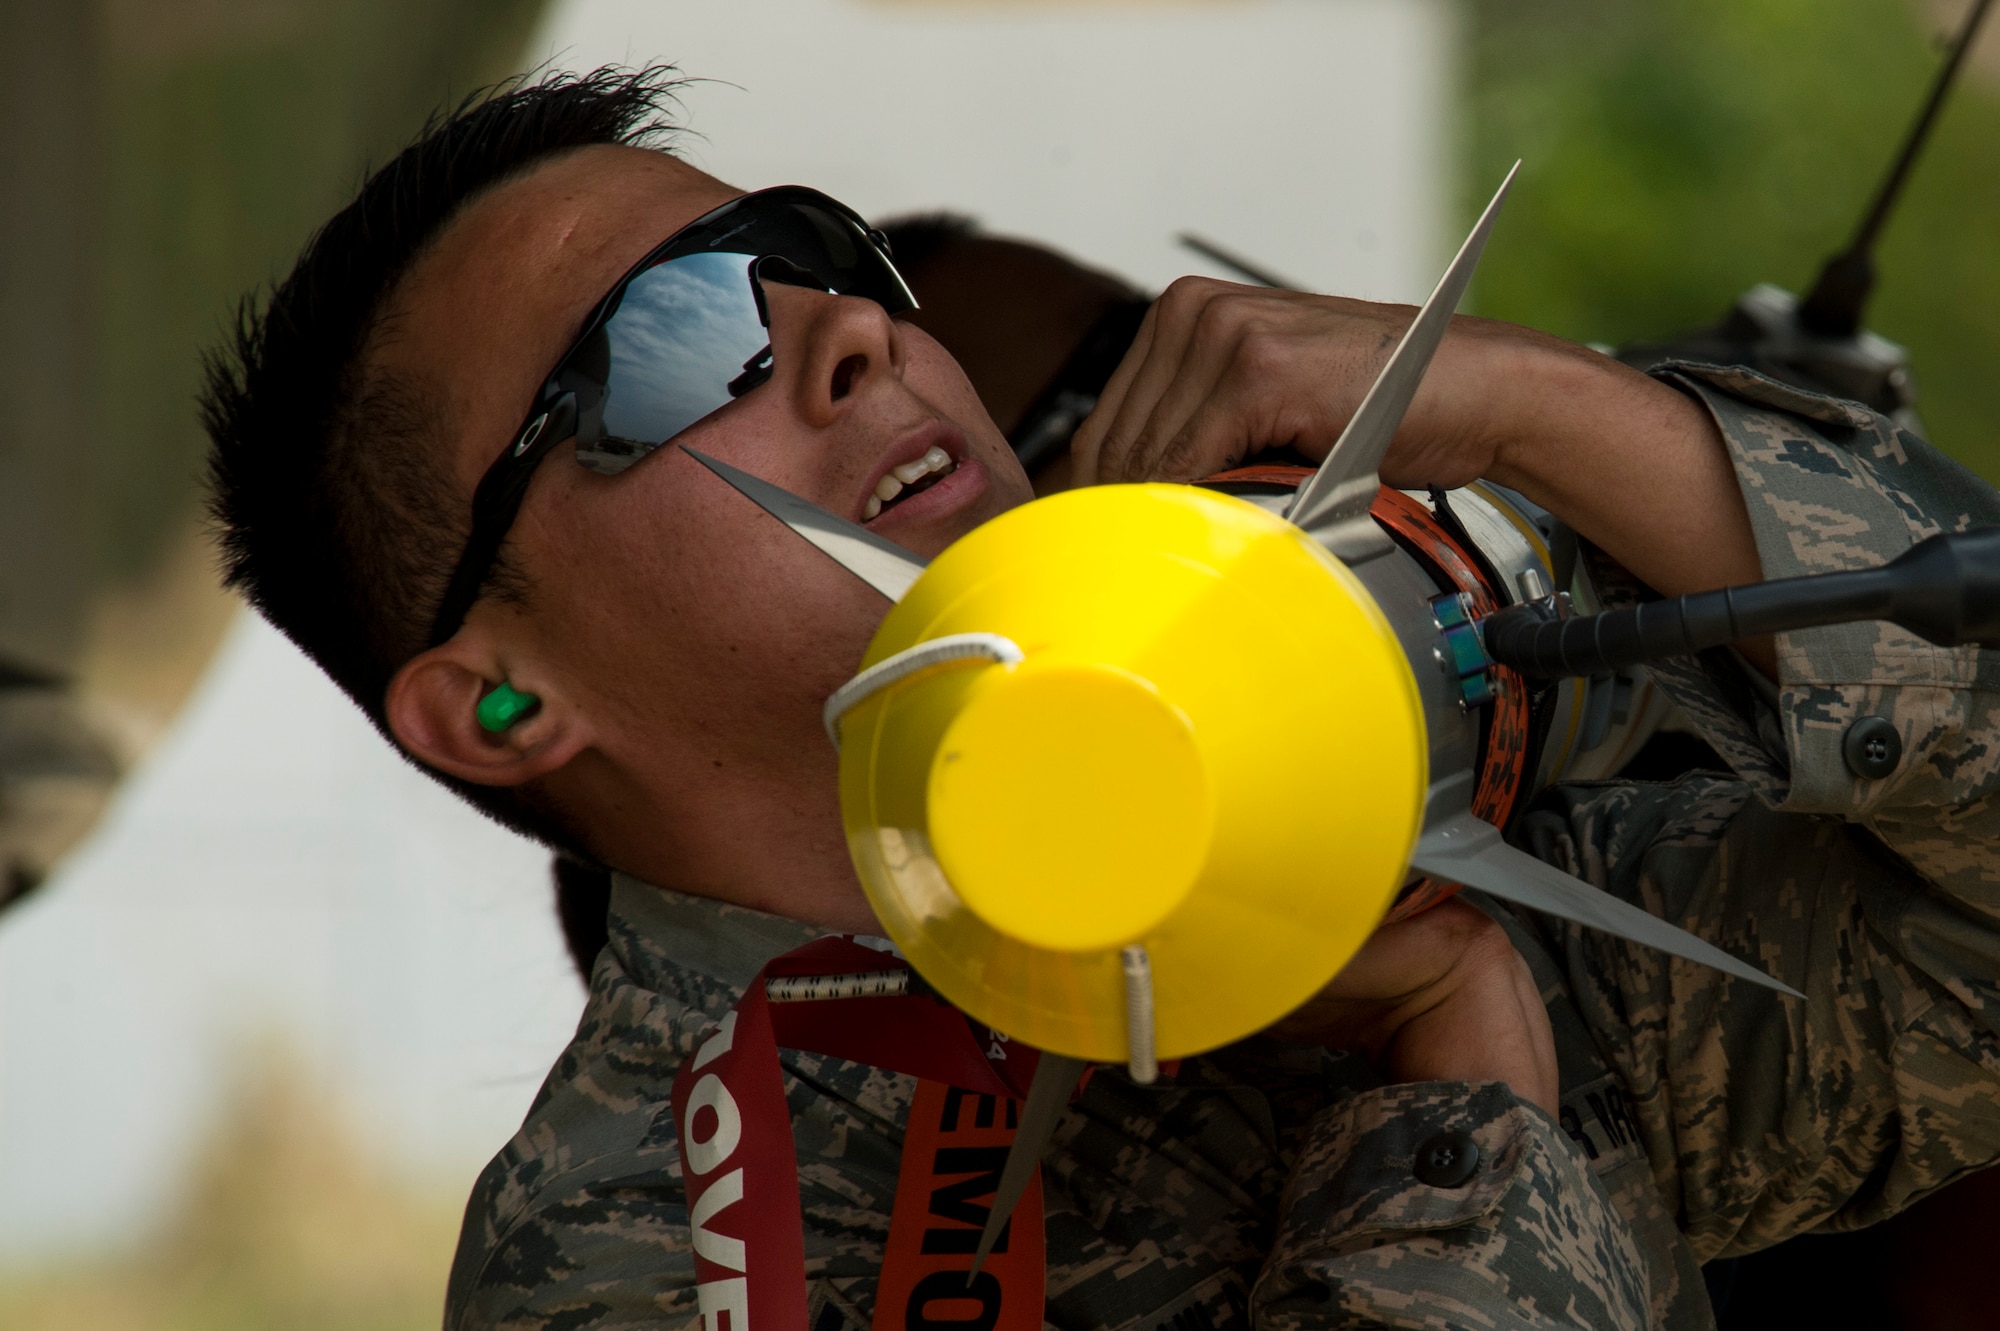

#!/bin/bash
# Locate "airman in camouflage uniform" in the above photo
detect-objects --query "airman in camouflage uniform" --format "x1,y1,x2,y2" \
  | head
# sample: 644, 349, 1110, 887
442, 362, 2000, 1330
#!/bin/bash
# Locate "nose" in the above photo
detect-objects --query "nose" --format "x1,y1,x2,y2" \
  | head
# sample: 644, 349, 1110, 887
760, 280, 906, 429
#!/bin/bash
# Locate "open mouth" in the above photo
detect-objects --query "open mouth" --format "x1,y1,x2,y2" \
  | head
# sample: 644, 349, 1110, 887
863, 445, 958, 520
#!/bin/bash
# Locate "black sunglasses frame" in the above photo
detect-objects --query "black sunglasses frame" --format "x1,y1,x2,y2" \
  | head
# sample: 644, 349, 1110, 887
425, 185, 914, 649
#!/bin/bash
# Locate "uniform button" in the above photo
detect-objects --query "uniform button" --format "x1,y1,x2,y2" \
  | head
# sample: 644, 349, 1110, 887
1413, 1131, 1481, 1187
1842, 716, 1902, 780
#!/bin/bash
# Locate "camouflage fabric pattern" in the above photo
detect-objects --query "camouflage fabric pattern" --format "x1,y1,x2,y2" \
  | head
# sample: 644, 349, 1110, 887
1518, 363, 2000, 1259
444, 363, 2000, 1330
1253, 1082, 1652, 1329
445, 878, 1635, 1331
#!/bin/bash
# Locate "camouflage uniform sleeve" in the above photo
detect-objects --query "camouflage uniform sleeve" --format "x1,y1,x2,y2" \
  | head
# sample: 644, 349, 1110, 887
1518, 362, 2000, 1260
1639, 361, 2000, 859
443, 958, 710, 1331
450, 1176, 703, 1330
1252, 1082, 1654, 1329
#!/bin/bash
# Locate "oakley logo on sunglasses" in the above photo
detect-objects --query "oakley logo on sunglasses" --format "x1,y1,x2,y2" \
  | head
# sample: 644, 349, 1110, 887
514, 412, 551, 457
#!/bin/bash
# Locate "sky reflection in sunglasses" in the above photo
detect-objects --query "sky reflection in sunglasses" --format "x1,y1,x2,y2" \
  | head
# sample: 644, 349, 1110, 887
584, 251, 776, 471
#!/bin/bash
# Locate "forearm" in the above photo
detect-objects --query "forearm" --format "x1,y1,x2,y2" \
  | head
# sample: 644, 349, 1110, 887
1078, 284, 1803, 674
1432, 328, 1775, 672
1482, 338, 1760, 590
1269, 899, 1559, 1116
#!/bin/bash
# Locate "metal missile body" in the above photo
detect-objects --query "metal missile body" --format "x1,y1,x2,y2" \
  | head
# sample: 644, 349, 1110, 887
689, 163, 1810, 1262
1205, 475, 1806, 1001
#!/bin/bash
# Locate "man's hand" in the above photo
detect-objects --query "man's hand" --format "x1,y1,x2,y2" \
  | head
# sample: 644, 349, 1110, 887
1068, 277, 1512, 488
1071, 277, 1777, 674
1266, 899, 1559, 1115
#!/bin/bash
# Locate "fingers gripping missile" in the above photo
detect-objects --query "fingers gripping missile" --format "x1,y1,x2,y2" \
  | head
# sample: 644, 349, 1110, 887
970, 1052, 1086, 1278
1412, 811, 1802, 998
684, 449, 929, 602
1286, 162, 1520, 563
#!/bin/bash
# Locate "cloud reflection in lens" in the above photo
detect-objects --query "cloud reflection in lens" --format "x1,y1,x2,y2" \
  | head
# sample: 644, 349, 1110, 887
598, 250, 772, 450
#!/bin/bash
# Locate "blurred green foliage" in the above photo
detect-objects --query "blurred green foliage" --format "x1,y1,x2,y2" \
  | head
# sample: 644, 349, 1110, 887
1464, 0, 2000, 479
89, 0, 548, 580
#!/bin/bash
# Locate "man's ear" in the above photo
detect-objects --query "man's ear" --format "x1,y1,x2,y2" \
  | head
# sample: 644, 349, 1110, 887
384, 640, 592, 788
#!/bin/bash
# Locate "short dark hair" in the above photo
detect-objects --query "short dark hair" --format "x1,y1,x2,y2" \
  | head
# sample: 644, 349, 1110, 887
201, 66, 687, 847
875, 211, 981, 270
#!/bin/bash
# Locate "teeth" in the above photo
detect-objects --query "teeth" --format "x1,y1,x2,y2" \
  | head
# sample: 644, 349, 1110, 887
866, 446, 957, 520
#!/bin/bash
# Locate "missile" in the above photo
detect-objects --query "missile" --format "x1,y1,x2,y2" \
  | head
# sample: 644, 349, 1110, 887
692, 160, 1800, 1015
685, 165, 1826, 1268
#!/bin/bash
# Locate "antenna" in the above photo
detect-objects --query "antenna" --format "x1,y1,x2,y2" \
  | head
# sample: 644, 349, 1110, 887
1479, 527, 2000, 678
1797, 0, 1995, 336
1175, 233, 1302, 290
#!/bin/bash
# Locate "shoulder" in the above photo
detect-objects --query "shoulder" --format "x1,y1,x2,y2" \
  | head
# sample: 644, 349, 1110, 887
446, 1170, 701, 1330
444, 950, 719, 1331
1653, 360, 2000, 543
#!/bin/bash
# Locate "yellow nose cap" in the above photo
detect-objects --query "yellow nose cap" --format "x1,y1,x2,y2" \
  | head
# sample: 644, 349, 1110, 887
927, 663, 1213, 952
837, 483, 1429, 1063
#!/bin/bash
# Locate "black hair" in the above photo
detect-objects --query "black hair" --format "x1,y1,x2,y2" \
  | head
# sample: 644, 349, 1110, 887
873, 211, 981, 270
200, 66, 687, 847
553, 852, 615, 981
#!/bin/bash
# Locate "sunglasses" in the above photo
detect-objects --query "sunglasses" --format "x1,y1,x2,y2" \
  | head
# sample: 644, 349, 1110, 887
426, 185, 917, 648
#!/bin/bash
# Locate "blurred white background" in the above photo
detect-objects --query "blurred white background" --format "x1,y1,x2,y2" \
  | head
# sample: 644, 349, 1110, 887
532, 0, 1454, 301
0, 615, 578, 1256
0, 0, 1448, 1266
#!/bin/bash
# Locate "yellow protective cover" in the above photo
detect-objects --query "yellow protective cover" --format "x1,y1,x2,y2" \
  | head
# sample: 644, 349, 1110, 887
840, 485, 1427, 1062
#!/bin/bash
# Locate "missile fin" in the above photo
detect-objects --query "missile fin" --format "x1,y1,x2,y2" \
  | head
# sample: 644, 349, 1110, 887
969, 1052, 1086, 1277
1410, 810, 1802, 998
685, 449, 929, 602
1287, 162, 1519, 562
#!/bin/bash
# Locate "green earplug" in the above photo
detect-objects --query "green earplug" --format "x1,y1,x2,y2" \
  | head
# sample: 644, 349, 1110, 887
476, 681, 541, 733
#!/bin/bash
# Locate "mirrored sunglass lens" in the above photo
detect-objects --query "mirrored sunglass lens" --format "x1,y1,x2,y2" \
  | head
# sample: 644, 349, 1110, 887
576, 249, 771, 474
